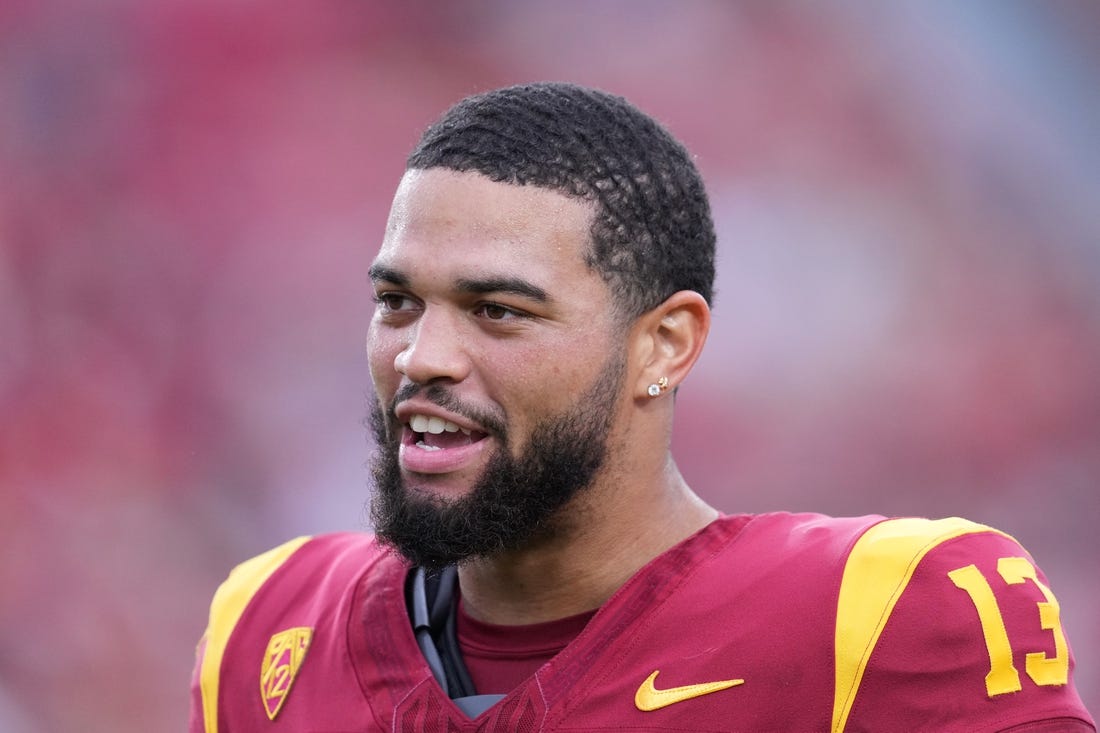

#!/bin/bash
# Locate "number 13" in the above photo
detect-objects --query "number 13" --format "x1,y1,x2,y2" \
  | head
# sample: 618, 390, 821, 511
948, 557, 1069, 697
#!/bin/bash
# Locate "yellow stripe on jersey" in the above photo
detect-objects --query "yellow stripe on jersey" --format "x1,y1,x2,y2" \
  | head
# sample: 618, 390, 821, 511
200, 536, 312, 733
831, 517, 1011, 733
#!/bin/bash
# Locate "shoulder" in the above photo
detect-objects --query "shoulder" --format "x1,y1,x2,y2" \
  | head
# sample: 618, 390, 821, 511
834, 517, 1095, 732
721, 511, 885, 570
203, 532, 390, 637
684, 512, 885, 599
191, 533, 403, 733
834, 515, 1012, 661
220, 532, 385, 586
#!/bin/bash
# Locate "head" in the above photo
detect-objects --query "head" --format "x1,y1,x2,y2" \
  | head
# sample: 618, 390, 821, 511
406, 82, 716, 322
367, 83, 716, 567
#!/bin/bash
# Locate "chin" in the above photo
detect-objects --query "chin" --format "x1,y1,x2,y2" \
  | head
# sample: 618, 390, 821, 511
403, 478, 476, 504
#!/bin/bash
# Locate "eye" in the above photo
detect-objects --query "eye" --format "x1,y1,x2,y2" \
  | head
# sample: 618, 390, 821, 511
474, 302, 526, 321
373, 292, 418, 313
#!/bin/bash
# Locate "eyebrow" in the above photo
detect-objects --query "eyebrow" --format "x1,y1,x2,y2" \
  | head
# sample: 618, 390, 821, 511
369, 263, 550, 304
455, 276, 549, 303
368, 264, 409, 287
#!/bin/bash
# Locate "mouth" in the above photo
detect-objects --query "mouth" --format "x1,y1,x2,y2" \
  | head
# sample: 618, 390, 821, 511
405, 413, 488, 451
397, 411, 491, 476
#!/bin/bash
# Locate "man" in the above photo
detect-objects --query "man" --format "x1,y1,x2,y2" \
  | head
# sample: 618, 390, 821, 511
190, 83, 1094, 732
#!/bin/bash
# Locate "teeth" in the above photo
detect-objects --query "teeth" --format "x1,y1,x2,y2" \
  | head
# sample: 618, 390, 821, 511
415, 440, 440, 451
408, 414, 468, 435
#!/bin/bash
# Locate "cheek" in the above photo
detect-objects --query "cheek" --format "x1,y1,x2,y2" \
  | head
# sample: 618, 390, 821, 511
366, 324, 400, 387
500, 334, 611, 412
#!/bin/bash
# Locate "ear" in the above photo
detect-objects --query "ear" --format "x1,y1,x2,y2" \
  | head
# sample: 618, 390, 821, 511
630, 290, 711, 400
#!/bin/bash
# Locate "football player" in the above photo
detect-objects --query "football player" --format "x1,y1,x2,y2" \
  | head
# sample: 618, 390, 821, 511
190, 82, 1094, 732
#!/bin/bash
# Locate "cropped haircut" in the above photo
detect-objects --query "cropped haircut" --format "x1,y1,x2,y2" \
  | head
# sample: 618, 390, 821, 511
406, 82, 716, 320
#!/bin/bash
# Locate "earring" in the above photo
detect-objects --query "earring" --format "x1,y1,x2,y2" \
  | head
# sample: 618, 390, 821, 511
647, 376, 670, 397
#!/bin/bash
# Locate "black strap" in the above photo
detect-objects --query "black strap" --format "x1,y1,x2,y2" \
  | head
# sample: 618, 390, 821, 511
409, 566, 452, 694
407, 566, 505, 715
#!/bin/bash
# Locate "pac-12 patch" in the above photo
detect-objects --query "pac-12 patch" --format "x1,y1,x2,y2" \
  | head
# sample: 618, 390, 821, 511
260, 627, 313, 720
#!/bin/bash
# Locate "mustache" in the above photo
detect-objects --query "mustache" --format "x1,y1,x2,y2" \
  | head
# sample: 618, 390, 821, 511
387, 383, 507, 437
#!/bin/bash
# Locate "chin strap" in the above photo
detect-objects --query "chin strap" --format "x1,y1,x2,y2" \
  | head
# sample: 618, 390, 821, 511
408, 566, 506, 717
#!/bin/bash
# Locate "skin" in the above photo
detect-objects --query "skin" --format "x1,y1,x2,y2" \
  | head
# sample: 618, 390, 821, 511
367, 168, 717, 625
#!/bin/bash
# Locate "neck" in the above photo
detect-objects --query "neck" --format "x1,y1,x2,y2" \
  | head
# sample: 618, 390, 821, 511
456, 457, 717, 625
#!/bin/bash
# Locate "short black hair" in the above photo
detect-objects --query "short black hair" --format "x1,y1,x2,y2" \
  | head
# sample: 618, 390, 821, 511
406, 82, 716, 320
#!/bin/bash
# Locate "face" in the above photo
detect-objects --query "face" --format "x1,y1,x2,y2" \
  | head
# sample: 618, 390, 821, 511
366, 168, 629, 567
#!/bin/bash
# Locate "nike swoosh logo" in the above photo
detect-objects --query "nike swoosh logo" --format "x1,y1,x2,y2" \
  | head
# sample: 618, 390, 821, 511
634, 669, 745, 711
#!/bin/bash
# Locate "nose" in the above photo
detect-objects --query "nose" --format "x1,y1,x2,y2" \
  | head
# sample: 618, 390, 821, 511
393, 308, 471, 385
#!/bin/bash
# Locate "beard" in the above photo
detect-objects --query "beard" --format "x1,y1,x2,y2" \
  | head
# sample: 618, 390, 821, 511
368, 355, 625, 569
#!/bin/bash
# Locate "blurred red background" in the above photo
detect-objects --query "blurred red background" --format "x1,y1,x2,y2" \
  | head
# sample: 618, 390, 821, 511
1, 2, 1097, 730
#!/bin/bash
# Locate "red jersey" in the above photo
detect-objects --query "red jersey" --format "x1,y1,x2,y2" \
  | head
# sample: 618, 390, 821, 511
190, 513, 1095, 731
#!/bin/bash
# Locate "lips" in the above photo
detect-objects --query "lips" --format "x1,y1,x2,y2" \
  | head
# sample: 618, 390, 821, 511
397, 409, 490, 475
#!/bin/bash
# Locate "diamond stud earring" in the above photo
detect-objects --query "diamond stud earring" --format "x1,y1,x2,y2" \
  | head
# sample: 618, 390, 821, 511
647, 376, 670, 397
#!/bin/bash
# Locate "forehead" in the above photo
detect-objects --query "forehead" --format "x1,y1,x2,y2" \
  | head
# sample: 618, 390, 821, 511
375, 169, 596, 282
